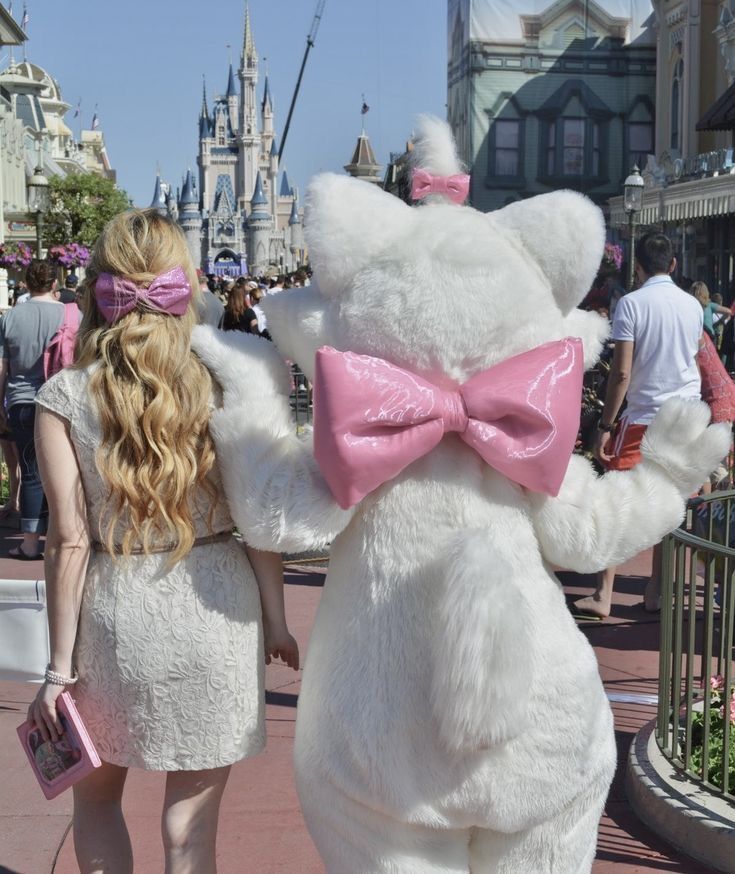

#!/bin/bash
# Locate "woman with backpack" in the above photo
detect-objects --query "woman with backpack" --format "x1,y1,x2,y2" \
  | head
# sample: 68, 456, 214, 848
0, 260, 79, 559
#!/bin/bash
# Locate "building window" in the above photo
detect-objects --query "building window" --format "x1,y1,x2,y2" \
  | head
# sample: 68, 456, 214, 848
628, 121, 653, 169
493, 119, 520, 176
671, 57, 683, 152
545, 117, 602, 178
486, 100, 526, 186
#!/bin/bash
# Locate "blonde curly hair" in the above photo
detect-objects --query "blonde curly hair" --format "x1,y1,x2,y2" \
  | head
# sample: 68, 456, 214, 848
75, 209, 217, 563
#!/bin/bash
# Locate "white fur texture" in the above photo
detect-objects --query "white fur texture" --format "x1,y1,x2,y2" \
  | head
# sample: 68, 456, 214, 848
192, 326, 353, 551
430, 529, 534, 751
195, 118, 728, 874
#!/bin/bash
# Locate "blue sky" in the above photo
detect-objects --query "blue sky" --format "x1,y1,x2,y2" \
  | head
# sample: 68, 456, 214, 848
16, 0, 447, 206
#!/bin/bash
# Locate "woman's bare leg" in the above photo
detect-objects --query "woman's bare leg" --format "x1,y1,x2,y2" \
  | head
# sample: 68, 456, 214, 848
72, 761, 132, 874
162, 766, 231, 874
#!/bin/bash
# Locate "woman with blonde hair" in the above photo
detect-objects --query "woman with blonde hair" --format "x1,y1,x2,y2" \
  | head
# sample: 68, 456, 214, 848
27, 209, 298, 873
691, 280, 731, 340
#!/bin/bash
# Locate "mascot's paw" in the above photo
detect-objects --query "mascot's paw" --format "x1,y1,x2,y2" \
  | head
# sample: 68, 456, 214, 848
642, 398, 731, 495
431, 530, 533, 752
191, 324, 292, 407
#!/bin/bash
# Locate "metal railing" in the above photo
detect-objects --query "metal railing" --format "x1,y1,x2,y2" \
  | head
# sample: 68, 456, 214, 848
657, 489, 735, 800
290, 363, 312, 431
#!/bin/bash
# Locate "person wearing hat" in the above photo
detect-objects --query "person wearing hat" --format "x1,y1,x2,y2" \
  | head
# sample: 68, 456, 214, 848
59, 273, 78, 304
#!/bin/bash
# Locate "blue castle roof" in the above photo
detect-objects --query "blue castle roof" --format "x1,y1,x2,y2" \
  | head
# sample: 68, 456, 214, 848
262, 75, 272, 113
150, 174, 167, 213
249, 171, 270, 220
270, 138, 278, 157
288, 198, 300, 225
179, 169, 198, 210
226, 63, 237, 98
279, 170, 293, 197
251, 171, 268, 206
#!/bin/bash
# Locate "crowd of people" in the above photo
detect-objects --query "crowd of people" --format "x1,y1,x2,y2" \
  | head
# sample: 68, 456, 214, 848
574, 232, 735, 618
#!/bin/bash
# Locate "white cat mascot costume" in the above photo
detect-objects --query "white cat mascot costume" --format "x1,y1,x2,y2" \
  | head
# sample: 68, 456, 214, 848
192, 117, 728, 873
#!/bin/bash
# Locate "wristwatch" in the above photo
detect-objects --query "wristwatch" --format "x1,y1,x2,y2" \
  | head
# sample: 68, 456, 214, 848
597, 421, 615, 434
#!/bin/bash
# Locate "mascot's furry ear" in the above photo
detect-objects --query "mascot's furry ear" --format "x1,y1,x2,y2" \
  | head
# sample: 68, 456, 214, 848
494, 190, 606, 315
304, 173, 412, 298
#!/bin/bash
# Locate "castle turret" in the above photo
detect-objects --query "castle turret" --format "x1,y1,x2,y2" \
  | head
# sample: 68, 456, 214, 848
150, 174, 168, 215
344, 130, 382, 184
268, 137, 279, 215
288, 196, 303, 267
247, 170, 271, 275
179, 169, 203, 270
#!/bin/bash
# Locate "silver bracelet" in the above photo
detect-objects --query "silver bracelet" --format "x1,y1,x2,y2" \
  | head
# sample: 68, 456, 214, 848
45, 664, 78, 686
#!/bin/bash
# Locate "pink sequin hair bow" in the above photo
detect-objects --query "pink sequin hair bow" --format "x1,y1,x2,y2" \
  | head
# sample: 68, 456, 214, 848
94, 266, 192, 323
410, 168, 470, 205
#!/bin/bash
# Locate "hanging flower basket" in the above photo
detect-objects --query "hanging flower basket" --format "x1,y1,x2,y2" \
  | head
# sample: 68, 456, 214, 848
48, 242, 90, 269
0, 241, 33, 270
600, 243, 623, 272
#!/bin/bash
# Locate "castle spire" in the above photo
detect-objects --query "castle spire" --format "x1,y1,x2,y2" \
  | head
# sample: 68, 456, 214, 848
242, 1, 256, 64
200, 75, 209, 118
226, 62, 237, 98
262, 74, 272, 113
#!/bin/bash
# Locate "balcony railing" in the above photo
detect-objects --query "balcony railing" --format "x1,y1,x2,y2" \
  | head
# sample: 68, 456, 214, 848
657, 490, 735, 801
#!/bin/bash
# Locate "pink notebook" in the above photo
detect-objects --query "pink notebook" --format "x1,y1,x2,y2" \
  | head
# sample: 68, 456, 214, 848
17, 691, 102, 799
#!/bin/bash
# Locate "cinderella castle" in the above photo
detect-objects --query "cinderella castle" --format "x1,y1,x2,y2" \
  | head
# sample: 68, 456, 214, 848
149, 4, 304, 277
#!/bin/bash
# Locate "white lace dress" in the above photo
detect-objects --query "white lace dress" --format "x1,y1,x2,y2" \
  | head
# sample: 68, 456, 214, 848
35, 366, 266, 771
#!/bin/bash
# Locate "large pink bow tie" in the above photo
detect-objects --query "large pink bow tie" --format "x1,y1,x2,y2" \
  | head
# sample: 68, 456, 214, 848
411, 169, 470, 205
313, 339, 583, 509
95, 266, 192, 323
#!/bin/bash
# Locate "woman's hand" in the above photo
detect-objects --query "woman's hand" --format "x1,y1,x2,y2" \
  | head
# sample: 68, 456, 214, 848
264, 622, 300, 671
27, 682, 66, 744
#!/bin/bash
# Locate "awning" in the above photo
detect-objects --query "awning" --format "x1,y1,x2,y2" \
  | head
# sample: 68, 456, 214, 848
697, 81, 735, 132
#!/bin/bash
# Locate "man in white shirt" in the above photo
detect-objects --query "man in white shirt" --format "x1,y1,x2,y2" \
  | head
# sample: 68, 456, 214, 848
574, 233, 703, 618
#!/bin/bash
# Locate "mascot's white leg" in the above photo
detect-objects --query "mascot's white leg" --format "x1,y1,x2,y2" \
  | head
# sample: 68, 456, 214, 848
297, 787, 472, 873
469, 785, 605, 874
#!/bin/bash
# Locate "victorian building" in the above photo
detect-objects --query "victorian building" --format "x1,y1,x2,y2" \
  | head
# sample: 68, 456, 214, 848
608, 0, 735, 293
447, 0, 656, 213
151, 4, 304, 277
0, 7, 116, 307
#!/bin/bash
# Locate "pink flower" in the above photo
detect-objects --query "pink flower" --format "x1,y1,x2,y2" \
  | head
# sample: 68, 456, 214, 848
711, 675, 725, 692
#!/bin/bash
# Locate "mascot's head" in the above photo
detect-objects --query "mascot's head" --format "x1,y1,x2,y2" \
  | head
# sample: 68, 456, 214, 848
263, 115, 609, 386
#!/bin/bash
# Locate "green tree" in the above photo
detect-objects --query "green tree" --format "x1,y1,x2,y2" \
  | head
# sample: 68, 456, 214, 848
45, 173, 131, 248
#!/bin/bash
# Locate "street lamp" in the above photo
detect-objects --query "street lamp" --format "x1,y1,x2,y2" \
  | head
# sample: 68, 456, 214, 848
623, 165, 644, 291
27, 164, 50, 259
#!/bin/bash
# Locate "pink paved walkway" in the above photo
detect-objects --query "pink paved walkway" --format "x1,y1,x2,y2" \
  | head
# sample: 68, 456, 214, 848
0, 529, 720, 872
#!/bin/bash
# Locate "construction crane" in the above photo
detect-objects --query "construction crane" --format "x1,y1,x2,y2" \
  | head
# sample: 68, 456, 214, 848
278, 0, 326, 164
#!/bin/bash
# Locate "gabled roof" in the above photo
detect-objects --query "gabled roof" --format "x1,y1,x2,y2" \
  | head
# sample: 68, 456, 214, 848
537, 77, 615, 119
697, 81, 735, 132
0, 7, 26, 45
213, 173, 236, 214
